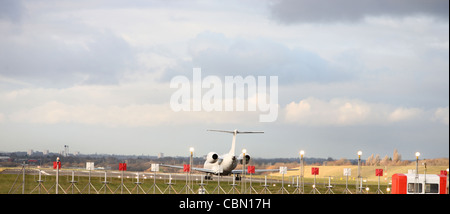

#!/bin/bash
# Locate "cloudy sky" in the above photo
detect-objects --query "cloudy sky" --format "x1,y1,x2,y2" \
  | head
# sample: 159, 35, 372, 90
0, 0, 448, 159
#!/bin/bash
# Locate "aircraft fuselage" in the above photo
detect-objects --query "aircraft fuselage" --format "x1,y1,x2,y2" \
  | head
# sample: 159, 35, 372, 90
203, 153, 238, 175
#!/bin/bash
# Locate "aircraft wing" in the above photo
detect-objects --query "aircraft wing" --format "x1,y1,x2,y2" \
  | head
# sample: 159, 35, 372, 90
231, 168, 281, 174
231, 167, 299, 174
159, 164, 216, 174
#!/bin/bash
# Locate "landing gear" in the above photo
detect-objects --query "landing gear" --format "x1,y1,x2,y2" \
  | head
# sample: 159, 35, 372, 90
204, 175, 213, 180
235, 174, 241, 181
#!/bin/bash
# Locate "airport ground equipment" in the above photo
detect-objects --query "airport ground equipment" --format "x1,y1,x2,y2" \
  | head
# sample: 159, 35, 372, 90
98, 171, 114, 194
324, 176, 334, 194
342, 168, 352, 194
310, 167, 321, 194
66, 170, 81, 194
277, 166, 289, 194
30, 169, 49, 194
391, 173, 447, 194
162, 174, 178, 194
147, 163, 163, 194
212, 174, 227, 194
375, 169, 384, 194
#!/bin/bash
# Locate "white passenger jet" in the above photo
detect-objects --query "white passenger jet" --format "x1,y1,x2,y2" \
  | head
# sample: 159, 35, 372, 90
160, 129, 280, 179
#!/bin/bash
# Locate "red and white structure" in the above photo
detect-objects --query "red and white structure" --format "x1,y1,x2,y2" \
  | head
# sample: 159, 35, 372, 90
392, 173, 447, 194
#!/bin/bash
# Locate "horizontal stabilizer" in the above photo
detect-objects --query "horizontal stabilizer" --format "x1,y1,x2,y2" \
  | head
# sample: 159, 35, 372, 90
207, 129, 264, 134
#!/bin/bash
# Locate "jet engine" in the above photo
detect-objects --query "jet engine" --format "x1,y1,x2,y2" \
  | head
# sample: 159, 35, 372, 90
239, 153, 251, 165
206, 152, 219, 163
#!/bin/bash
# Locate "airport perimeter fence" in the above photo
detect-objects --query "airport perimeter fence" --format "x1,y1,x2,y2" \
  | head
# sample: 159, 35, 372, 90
2, 167, 391, 194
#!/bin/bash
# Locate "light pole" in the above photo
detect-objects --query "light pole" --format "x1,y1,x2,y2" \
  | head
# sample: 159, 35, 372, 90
242, 148, 247, 194
357, 151, 362, 194
189, 147, 194, 190
300, 150, 305, 194
56, 157, 60, 194
415, 152, 420, 194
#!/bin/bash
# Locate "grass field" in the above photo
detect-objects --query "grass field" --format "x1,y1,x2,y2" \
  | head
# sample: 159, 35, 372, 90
1, 172, 388, 194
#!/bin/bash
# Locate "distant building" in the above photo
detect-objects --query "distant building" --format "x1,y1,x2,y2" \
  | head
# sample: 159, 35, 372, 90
27, 150, 33, 156
14, 152, 27, 157
33, 151, 43, 156
158, 153, 164, 158
0, 156, 11, 162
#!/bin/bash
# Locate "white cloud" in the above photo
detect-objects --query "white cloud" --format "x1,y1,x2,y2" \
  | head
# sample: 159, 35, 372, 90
2, 81, 266, 126
388, 107, 424, 122
283, 97, 444, 126
7, 100, 264, 127
3, 83, 447, 127
433, 106, 449, 125
284, 97, 386, 126
8, 101, 171, 127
